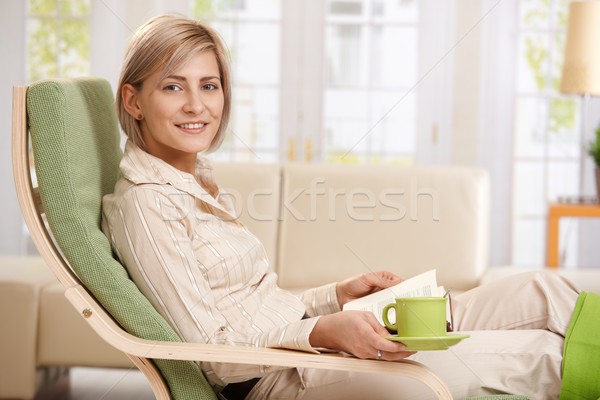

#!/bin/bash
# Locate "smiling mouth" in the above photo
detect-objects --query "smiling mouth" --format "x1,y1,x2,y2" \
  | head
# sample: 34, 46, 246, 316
178, 122, 206, 129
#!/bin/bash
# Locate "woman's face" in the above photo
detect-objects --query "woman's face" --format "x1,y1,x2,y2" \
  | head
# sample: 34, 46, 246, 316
124, 50, 224, 171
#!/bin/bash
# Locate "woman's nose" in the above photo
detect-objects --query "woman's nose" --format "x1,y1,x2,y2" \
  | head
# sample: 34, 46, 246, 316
182, 93, 205, 114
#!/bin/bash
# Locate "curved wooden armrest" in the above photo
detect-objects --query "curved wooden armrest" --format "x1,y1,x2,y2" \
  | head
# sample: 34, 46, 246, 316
65, 285, 452, 399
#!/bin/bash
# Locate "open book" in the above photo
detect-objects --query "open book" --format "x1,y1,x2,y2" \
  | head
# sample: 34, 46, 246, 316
342, 269, 445, 325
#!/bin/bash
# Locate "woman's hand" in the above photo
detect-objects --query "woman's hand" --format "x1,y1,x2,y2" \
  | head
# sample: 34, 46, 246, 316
336, 271, 403, 308
309, 311, 415, 361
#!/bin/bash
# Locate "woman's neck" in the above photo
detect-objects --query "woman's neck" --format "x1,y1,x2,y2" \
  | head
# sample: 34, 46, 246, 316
147, 146, 197, 175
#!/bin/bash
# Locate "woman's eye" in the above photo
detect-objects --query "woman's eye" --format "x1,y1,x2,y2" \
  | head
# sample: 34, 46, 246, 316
164, 84, 181, 92
203, 83, 218, 90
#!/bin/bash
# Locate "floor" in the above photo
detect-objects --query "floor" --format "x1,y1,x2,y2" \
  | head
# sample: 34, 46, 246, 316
57, 367, 155, 400
74, 367, 155, 400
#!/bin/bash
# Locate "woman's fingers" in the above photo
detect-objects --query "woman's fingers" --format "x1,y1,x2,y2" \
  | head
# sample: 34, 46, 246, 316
376, 349, 417, 361
360, 271, 403, 292
311, 311, 417, 361
363, 312, 415, 358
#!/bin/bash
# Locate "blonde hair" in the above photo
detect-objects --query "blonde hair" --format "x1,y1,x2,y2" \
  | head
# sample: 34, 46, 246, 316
116, 14, 231, 154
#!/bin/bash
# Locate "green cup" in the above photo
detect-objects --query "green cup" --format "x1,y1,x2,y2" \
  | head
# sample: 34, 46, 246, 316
382, 297, 447, 337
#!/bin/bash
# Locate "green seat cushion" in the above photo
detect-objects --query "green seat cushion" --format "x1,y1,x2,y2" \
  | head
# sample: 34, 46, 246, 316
462, 396, 530, 400
561, 291, 600, 400
26, 77, 216, 400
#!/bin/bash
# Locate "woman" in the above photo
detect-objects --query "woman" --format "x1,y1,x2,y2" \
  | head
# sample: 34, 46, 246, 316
102, 14, 580, 399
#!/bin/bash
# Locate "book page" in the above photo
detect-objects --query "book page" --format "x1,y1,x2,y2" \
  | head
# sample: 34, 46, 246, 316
342, 269, 444, 325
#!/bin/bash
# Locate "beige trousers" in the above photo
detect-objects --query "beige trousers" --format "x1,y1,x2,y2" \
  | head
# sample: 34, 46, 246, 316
247, 271, 579, 400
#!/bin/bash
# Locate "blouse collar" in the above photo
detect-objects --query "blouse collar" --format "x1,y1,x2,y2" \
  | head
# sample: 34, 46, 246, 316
119, 140, 235, 218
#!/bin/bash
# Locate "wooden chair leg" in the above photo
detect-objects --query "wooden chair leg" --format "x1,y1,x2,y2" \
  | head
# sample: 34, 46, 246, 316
128, 355, 171, 400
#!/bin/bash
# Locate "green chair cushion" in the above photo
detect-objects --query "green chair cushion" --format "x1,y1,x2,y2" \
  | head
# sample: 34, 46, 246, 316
26, 77, 216, 400
560, 291, 600, 400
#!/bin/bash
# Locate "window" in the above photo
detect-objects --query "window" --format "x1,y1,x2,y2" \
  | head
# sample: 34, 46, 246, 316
27, 0, 91, 82
191, 0, 421, 165
323, 0, 419, 164
191, 0, 282, 163
512, 0, 580, 266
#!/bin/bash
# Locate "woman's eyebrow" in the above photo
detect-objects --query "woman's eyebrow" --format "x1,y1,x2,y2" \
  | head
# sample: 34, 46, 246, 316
163, 74, 220, 82
164, 74, 186, 82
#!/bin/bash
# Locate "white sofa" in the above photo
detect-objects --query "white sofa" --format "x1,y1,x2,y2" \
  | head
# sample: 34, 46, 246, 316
1, 162, 597, 399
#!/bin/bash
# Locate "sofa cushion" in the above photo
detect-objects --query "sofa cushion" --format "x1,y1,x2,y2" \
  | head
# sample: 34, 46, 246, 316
38, 280, 132, 368
212, 163, 281, 271
277, 163, 490, 291
0, 256, 54, 399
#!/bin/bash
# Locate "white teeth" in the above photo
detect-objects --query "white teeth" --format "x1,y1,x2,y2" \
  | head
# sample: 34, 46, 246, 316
179, 123, 205, 129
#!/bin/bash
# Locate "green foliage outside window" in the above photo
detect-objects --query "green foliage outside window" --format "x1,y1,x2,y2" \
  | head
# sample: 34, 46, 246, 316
191, 0, 215, 19
27, 0, 90, 82
191, 0, 241, 20
522, 0, 575, 137
549, 97, 576, 134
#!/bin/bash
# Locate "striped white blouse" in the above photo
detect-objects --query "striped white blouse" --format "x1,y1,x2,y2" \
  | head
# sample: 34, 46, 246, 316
102, 141, 340, 386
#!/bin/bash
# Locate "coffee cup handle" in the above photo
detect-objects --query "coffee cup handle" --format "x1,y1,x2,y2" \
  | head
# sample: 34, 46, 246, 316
382, 303, 397, 331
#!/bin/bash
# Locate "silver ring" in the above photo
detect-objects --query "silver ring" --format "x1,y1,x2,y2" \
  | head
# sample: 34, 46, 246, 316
376, 349, 382, 360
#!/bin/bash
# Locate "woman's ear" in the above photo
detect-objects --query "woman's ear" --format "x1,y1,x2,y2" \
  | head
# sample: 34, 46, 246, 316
122, 84, 143, 120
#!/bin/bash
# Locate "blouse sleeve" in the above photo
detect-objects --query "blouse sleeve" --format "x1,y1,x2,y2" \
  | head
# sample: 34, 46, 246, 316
300, 283, 342, 317
102, 185, 321, 385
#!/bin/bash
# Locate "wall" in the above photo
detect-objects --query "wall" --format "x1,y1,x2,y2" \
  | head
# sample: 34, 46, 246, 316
0, 1, 27, 254
435, 0, 515, 266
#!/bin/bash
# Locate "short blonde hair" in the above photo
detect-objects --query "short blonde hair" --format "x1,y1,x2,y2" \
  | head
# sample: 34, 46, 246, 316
116, 14, 231, 153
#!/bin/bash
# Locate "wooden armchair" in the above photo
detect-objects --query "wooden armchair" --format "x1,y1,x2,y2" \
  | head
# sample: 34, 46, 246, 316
11, 77, 452, 400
